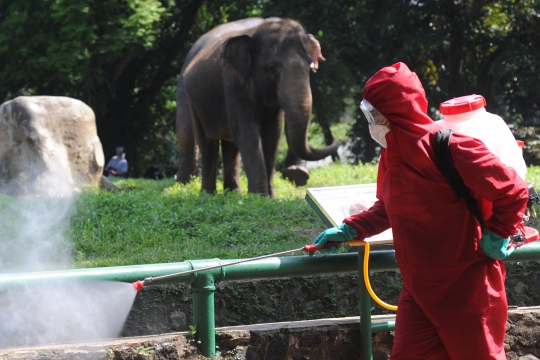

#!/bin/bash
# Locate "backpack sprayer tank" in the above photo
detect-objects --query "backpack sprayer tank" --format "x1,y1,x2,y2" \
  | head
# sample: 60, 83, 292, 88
436, 94, 539, 245
437, 94, 527, 179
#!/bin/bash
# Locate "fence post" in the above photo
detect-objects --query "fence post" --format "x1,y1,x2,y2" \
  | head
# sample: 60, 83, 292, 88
359, 248, 373, 360
192, 272, 216, 357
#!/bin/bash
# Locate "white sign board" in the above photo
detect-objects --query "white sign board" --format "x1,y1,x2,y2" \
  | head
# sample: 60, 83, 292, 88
305, 184, 394, 245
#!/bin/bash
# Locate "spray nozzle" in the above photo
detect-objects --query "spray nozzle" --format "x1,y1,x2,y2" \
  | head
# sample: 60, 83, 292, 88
132, 278, 154, 292
132, 280, 144, 292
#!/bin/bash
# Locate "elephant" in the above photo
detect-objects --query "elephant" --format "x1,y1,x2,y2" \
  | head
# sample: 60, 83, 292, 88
176, 17, 340, 197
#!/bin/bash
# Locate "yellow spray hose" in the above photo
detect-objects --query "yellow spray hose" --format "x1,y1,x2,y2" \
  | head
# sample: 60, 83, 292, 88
346, 239, 398, 311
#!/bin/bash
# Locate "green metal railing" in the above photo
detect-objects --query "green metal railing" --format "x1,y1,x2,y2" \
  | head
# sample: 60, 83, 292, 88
0, 242, 539, 358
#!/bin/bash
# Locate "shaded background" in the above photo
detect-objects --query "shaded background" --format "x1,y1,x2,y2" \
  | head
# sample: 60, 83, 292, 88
1, 0, 538, 175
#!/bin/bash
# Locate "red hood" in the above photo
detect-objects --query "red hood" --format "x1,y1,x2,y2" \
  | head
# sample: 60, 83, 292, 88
363, 62, 433, 137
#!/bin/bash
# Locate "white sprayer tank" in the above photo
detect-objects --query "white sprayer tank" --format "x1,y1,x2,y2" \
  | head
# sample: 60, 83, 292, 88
436, 94, 527, 180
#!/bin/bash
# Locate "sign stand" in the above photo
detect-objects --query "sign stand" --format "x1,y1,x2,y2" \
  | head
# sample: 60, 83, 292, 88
306, 184, 396, 359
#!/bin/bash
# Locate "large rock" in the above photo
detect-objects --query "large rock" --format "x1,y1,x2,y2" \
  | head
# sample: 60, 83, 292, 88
0, 96, 104, 196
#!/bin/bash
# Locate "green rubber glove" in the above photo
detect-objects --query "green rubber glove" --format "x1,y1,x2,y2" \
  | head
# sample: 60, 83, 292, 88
480, 230, 515, 260
311, 223, 358, 256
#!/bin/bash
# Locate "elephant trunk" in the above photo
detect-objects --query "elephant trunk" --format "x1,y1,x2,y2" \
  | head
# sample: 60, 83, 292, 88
278, 68, 340, 161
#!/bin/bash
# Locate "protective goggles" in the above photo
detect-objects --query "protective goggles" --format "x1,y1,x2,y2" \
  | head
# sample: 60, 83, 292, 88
359, 99, 388, 126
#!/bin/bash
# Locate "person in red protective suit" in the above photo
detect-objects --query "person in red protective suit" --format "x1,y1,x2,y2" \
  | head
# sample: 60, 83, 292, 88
311, 62, 528, 359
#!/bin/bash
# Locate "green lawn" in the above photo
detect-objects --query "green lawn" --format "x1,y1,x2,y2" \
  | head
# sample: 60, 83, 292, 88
71, 163, 380, 267
2, 163, 538, 269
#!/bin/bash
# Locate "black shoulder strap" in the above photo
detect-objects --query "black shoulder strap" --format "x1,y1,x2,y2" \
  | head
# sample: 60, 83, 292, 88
434, 129, 485, 229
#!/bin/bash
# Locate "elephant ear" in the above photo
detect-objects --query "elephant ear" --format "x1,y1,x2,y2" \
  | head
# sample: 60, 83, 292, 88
307, 34, 326, 73
221, 35, 252, 84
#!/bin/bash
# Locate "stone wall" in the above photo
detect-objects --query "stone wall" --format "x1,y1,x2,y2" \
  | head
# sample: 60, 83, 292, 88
124, 274, 373, 336
0, 320, 386, 360
507, 307, 540, 359
3, 309, 540, 359
124, 262, 538, 337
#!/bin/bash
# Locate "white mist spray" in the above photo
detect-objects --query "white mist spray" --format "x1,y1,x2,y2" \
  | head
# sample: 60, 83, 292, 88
0, 157, 137, 348
0, 281, 137, 347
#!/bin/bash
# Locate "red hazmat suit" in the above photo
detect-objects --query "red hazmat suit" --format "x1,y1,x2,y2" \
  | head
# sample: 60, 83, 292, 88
343, 63, 528, 359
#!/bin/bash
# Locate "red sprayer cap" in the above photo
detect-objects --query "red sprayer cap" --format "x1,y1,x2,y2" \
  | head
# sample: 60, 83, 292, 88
516, 140, 525, 148
132, 280, 144, 292
440, 94, 487, 115
525, 226, 540, 244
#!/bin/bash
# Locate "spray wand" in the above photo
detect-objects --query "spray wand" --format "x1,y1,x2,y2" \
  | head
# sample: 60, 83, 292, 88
133, 240, 364, 290
132, 239, 398, 312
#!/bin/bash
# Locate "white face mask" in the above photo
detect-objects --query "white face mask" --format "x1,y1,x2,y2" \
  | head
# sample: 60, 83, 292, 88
369, 124, 391, 148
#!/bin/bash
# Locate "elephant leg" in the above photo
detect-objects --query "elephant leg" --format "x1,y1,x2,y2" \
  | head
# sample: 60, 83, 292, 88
221, 140, 241, 194
176, 85, 199, 183
223, 66, 268, 196
281, 121, 310, 186
260, 109, 284, 198
191, 113, 219, 194
233, 123, 269, 196
199, 138, 219, 194
241, 141, 268, 195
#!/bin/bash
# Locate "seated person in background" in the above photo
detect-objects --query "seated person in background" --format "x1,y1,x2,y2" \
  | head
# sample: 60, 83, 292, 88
144, 157, 164, 180
104, 146, 128, 178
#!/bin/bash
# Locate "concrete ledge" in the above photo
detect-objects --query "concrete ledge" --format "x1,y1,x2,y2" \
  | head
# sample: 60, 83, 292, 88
0, 316, 393, 360
1, 308, 540, 359
216, 314, 395, 332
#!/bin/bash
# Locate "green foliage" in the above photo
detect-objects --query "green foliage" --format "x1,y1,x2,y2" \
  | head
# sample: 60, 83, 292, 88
132, 345, 154, 356
526, 165, 540, 189
262, 0, 540, 161
0, 0, 166, 93
1, 164, 537, 271
70, 163, 378, 267
67, 164, 540, 268
0, 0, 214, 174
1, 0, 539, 173
187, 324, 197, 337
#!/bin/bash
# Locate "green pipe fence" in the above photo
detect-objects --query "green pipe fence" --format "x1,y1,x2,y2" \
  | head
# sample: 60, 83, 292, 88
0, 242, 539, 358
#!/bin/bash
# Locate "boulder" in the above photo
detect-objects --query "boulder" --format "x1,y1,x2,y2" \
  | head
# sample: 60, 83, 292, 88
0, 96, 105, 196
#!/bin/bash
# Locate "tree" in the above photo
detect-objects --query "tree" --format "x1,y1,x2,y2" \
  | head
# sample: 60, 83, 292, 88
261, 0, 540, 163
2, 0, 538, 173
0, 0, 206, 174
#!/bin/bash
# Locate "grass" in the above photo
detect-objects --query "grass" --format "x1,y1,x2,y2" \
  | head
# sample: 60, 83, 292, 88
2, 163, 539, 269
71, 163, 380, 268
